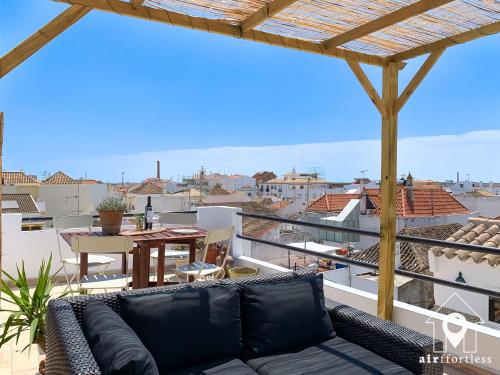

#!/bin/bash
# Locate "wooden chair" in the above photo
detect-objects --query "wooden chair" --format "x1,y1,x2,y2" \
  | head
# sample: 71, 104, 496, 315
71, 236, 133, 293
175, 226, 234, 282
54, 215, 115, 294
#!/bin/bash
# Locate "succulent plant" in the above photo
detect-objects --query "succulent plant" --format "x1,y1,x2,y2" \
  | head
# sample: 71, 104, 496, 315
96, 196, 126, 212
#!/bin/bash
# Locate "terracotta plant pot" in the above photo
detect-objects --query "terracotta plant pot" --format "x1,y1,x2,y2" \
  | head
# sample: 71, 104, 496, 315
98, 210, 124, 234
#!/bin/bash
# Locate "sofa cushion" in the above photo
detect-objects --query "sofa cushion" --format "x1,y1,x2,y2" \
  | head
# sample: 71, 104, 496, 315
246, 336, 412, 375
240, 274, 334, 357
118, 284, 242, 373
82, 301, 159, 375
169, 359, 258, 375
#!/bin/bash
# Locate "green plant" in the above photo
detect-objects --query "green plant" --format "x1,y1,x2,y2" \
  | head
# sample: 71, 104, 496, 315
0, 254, 66, 352
97, 196, 126, 212
133, 214, 145, 231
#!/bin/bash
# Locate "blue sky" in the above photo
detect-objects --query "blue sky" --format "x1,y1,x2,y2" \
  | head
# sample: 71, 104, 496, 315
1, 0, 499, 182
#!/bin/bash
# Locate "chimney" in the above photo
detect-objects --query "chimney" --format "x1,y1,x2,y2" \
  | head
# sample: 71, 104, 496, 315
406, 172, 414, 203
457, 171, 459, 183
156, 161, 160, 179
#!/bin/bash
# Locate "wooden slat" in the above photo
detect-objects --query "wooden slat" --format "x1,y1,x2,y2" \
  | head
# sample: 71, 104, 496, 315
347, 60, 384, 116
390, 21, 500, 61
323, 0, 453, 50
53, 0, 390, 67
396, 49, 444, 112
377, 61, 399, 320
0, 5, 91, 78
131, 0, 144, 9
240, 0, 299, 33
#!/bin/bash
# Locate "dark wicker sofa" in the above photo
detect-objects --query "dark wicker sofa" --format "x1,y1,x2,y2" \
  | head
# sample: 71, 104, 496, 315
46, 269, 443, 375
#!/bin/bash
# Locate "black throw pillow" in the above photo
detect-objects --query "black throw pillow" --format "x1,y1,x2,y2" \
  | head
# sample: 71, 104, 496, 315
118, 285, 242, 373
240, 274, 335, 357
82, 301, 159, 375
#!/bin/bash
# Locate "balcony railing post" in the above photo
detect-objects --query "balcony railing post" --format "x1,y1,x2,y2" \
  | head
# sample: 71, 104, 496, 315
378, 61, 399, 321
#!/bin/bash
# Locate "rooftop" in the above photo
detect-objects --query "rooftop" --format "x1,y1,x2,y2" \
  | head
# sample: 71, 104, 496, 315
1, 193, 40, 214
128, 181, 164, 195
42, 171, 77, 185
2, 171, 39, 185
430, 217, 500, 267
350, 223, 464, 272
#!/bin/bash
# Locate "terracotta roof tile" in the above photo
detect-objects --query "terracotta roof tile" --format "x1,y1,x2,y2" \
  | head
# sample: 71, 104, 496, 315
43, 171, 77, 184
308, 190, 379, 213
350, 223, 463, 272
129, 181, 163, 195
430, 218, 500, 267
2, 172, 39, 184
2, 193, 40, 214
370, 188, 470, 218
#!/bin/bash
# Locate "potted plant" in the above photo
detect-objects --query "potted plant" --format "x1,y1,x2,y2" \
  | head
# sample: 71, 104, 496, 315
97, 196, 126, 234
0, 255, 66, 373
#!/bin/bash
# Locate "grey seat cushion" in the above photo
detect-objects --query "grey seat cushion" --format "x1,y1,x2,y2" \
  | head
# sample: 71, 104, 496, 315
169, 359, 258, 375
245, 336, 412, 375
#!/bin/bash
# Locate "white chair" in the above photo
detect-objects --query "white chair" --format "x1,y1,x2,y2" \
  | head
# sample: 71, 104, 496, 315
151, 211, 198, 280
71, 236, 134, 293
54, 215, 115, 294
175, 226, 234, 282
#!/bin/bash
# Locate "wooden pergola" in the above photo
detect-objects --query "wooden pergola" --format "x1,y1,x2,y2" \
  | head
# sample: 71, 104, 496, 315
0, 0, 498, 319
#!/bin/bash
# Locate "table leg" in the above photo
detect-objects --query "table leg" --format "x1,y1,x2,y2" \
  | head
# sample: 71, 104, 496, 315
132, 247, 141, 289
80, 253, 88, 282
121, 253, 127, 274
140, 243, 151, 288
188, 239, 196, 282
157, 243, 165, 286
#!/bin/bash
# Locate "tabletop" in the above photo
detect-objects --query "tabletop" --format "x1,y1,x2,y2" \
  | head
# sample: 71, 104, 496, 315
60, 227, 207, 245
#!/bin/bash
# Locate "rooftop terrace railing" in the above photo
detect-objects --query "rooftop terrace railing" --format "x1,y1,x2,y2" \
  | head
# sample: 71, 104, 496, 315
237, 212, 500, 299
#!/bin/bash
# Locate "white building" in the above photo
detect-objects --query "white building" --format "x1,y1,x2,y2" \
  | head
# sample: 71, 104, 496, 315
39, 172, 108, 216
260, 168, 344, 202
204, 173, 255, 190
429, 217, 500, 326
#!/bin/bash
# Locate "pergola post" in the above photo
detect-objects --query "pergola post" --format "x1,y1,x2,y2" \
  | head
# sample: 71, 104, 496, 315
377, 62, 399, 320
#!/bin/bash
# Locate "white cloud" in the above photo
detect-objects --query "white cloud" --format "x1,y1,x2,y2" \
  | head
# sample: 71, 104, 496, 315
61, 130, 500, 182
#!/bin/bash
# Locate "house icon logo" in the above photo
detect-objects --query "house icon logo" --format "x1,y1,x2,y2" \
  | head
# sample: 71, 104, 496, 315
426, 292, 484, 354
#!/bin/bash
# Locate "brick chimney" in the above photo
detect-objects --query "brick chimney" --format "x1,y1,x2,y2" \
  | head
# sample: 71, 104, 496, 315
406, 172, 414, 203
156, 160, 160, 179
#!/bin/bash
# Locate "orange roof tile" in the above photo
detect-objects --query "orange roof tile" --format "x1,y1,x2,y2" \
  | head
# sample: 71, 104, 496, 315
371, 188, 470, 218
309, 188, 470, 218
129, 181, 163, 195
2, 193, 40, 213
2, 172, 39, 184
43, 171, 77, 184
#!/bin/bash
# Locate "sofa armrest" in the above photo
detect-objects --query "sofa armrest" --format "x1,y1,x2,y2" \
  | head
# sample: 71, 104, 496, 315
46, 299, 102, 375
325, 299, 443, 375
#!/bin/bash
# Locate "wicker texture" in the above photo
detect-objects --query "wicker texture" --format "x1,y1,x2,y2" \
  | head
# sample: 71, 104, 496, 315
326, 299, 443, 375
46, 269, 442, 375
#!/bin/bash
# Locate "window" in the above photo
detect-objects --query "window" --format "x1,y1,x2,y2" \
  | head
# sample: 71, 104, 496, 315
300, 185, 304, 189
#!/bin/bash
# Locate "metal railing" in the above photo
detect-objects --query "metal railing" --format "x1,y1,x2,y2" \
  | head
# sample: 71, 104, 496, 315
237, 212, 500, 299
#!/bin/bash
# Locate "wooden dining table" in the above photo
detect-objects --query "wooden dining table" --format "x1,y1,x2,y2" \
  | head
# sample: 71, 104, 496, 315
60, 227, 207, 289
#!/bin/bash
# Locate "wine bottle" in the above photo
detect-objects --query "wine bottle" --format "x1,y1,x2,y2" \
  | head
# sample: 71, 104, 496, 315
145, 196, 153, 230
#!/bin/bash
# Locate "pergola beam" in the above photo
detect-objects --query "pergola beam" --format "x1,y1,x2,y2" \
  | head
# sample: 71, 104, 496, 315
347, 61, 385, 116
396, 49, 444, 112
52, 0, 390, 67
323, 0, 453, 50
0, 5, 91, 78
240, 0, 299, 33
390, 21, 500, 61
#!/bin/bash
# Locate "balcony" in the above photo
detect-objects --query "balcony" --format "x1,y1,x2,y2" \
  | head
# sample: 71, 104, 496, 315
1, 206, 499, 374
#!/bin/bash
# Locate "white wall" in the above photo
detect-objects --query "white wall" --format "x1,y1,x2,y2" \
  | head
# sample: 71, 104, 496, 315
455, 195, 500, 219
429, 253, 499, 323
127, 194, 185, 214
39, 184, 93, 216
